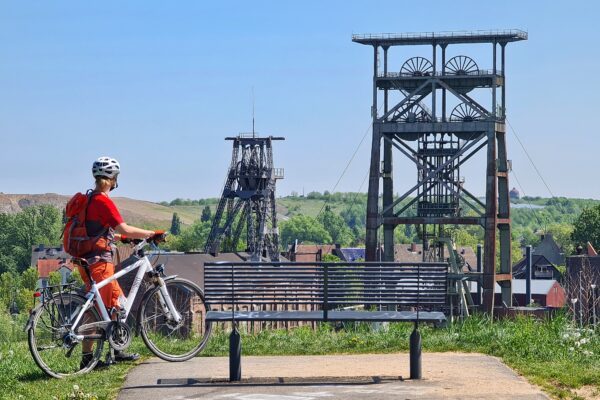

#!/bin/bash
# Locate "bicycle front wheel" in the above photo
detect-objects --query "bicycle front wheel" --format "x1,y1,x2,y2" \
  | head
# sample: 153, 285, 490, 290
138, 278, 212, 361
28, 292, 105, 378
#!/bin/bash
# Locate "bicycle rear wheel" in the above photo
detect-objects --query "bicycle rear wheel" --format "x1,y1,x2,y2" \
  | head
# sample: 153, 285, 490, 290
138, 278, 212, 361
27, 292, 105, 378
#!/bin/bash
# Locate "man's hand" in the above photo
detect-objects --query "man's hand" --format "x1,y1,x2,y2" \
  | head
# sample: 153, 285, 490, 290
150, 230, 167, 243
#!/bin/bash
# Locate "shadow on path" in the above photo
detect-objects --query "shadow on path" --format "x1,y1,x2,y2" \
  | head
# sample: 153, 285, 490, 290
120, 375, 402, 390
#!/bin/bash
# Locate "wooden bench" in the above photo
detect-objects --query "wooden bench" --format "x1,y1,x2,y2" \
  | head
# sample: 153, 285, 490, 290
204, 261, 448, 381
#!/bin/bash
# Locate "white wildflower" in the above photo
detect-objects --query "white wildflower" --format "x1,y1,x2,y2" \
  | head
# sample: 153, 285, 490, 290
569, 347, 575, 352
8, 350, 13, 357
73, 385, 80, 391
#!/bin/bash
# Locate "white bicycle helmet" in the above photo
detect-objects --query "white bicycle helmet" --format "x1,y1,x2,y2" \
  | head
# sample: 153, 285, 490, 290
92, 156, 120, 179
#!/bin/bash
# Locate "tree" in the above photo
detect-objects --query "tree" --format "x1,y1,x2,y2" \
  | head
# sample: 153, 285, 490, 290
170, 212, 182, 235
394, 227, 411, 244
450, 228, 480, 248
21, 267, 39, 290
201, 206, 212, 222
170, 220, 212, 252
321, 253, 341, 262
340, 206, 365, 229
572, 205, 600, 250
545, 223, 574, 256
48, 271, 62, 286
0, 272, 16, 310
279, 215, 332, 247
317, 206, 352, 246
68, 267, 85, 287
0, 205, 62, 273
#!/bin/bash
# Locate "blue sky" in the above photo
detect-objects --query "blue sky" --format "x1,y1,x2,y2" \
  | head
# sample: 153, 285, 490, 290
1, 1, 599, 202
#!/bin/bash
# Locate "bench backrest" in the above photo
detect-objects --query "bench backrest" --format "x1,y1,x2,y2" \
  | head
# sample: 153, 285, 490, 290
204, 262, 448, 312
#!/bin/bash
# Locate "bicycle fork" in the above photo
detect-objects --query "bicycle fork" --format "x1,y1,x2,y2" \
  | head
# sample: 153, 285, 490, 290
156, 279, 183, 323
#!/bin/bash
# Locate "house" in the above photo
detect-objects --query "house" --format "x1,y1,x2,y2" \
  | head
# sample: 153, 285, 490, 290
533, 233, 565, 266
470, 279, 566, 308
513, 254, 562, 280
394, 243, 478, 271
286, 243, 337, 262
31, 244, 75, 288
31, 244, 70, 268
506, 279, 565, 308
336, 247, 365, 262
37, 258, 73, 288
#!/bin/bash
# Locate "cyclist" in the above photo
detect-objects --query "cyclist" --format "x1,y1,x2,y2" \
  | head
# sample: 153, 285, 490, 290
79, 156, 160, 368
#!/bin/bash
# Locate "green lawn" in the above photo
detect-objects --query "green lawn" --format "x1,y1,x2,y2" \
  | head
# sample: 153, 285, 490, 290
2, 312, 598, 400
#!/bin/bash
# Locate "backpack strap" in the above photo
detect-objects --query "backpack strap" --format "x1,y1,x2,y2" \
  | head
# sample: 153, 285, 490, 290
84, 190, 110, 239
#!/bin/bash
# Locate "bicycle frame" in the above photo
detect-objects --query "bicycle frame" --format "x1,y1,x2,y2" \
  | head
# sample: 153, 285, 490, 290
70, 241, 182, 341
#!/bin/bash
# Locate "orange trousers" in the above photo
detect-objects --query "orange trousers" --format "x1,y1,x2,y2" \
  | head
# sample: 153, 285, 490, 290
78, 261, 124, 310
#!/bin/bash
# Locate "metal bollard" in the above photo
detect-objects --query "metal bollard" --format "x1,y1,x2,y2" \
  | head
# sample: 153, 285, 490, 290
229, 325, 241, 381
409, 323, 422, 379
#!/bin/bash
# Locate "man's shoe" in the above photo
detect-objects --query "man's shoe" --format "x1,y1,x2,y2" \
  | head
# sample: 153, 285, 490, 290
80, 353, 110, 370
114, 350, 140, 362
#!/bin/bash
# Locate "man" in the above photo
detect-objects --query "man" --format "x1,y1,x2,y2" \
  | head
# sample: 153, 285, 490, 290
79, 156, 159, 368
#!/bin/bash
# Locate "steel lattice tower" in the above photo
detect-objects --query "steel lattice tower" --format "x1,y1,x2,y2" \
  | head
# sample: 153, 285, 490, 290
353, 30, 527, 314
205, 134, 284, 261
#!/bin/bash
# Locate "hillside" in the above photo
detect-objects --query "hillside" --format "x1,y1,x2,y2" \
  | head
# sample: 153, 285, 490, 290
0, 193, 201, 229
0, 193, 291, 229
2, 193, 599, 234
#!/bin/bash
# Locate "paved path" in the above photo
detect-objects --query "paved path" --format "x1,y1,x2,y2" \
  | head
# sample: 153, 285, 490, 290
118, 353, 549, 400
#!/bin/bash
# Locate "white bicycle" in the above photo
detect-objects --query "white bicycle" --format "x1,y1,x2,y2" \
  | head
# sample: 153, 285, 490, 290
26, 236, 212, 378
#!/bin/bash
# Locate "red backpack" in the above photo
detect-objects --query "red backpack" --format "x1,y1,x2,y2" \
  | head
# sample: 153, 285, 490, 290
62, 192, 110, 257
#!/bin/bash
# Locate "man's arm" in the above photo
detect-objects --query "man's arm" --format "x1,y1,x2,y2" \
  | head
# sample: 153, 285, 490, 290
114, 223, 155, 240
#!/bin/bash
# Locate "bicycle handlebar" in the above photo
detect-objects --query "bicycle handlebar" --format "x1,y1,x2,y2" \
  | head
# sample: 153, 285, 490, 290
127, 231, 168, 252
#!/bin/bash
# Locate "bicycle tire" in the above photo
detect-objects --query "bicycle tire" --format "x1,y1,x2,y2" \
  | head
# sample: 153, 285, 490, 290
28, 292, 105, 378
138, 278, 212, 361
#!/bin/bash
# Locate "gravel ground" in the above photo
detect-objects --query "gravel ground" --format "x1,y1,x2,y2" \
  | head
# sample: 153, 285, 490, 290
117, 352, 549, 400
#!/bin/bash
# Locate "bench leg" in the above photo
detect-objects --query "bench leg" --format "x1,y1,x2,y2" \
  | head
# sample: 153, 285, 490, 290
409, 322, 422, 380
229, 324, 241, 381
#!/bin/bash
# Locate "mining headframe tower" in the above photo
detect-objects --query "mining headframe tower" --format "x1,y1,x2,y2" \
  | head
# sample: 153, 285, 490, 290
205, 133, 284, 262
352, 30, 527, 314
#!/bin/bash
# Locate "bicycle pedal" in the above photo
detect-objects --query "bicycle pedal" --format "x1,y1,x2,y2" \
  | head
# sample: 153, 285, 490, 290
109, 307, 126, 321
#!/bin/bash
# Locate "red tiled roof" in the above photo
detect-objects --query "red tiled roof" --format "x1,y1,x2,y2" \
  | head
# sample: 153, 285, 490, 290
394, 243, 477, 271
293, 244, 336, 262
37, 259, 73, 278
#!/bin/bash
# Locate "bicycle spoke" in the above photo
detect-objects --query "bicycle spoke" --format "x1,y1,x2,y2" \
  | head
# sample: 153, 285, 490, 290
139, 279, 212, 361
28, 292, 105, 378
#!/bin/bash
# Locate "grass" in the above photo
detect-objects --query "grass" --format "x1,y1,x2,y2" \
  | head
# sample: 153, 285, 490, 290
2, 311, 598, 399
0, 311, 151, 400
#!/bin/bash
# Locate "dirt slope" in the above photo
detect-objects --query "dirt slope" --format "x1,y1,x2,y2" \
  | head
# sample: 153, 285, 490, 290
0, 193, 199, 228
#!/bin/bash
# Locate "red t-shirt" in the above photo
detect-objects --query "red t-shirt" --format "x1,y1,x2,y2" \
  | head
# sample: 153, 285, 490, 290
85, 192, 124, 236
